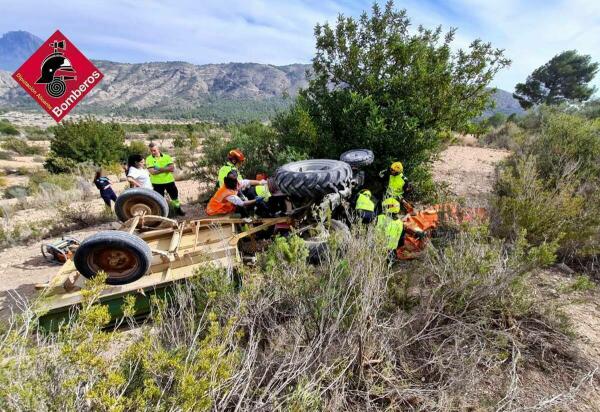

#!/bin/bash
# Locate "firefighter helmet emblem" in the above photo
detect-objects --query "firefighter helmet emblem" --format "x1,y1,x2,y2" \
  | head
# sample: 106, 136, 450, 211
35, 40, 76, 98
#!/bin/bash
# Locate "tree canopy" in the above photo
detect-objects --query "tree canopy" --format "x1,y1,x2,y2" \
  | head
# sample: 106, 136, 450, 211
513, 50, 599, 109
275, 0, 510, 197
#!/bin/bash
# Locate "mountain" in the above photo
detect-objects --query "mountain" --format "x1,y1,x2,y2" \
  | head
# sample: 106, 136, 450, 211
484, 89, 524, 117
0, 30, 522, 121
0, 31, 43, 71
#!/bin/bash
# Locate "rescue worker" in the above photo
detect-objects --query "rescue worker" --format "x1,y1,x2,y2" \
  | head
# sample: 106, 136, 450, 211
254, 172, 271, 201
379, 161, 406, 200
146, 143, 185, 216
376, 198, 405, 259
206, 171, 266, 217
355, 188, 376, 224
217, 149, 245, 188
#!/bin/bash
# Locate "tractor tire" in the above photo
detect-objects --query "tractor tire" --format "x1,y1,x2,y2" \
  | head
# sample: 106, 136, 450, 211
339, 149, 374, 168
74, 231, 152, 285
275, 159, 352, 199
114, 188, 169, 223
305, 220, 351, 264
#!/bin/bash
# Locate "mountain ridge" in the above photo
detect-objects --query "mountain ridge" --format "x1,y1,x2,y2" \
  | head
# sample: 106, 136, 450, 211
0, 30, 522, 121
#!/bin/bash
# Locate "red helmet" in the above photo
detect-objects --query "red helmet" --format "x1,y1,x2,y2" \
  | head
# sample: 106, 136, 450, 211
227, 149, 245, 164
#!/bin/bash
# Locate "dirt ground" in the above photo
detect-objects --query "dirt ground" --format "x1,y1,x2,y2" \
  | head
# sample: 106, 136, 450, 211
431, 144, 510, 204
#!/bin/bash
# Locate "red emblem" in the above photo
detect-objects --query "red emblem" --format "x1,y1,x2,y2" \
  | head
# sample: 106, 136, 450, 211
12, 30, 103, 122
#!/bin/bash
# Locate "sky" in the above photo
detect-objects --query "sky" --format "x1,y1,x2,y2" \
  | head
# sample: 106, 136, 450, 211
2, 0, 599, 92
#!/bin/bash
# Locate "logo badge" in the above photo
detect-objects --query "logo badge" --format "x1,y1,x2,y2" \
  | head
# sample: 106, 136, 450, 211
12, 30, 103, 122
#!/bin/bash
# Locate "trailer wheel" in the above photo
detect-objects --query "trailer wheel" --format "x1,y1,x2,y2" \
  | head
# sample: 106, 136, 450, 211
339, 149, 374, 168
74, 231, 152, 285
275, 159, 352, 199
115, 188, 169, 223
305, 220, 351, 264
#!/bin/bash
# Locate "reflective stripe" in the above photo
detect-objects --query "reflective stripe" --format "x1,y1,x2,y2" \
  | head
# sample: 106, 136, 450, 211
206, 186, 238, 215
255, 184, 271, 200
376, 214, 403, 250
146, 154, 175, 184
388, 173, 405, 197
355, 192, 375, 212
217, 162, 243, 187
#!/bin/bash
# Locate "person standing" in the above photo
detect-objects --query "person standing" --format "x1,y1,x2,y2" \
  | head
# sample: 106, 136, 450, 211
126, 154, 153, 189
146, 142, 185, 216
93, 168, 117, 208
379, 161, 406, 200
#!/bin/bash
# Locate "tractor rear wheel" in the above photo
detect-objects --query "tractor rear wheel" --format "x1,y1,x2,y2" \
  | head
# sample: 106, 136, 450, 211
275, 159, 352, 199
74, 231, 152, 285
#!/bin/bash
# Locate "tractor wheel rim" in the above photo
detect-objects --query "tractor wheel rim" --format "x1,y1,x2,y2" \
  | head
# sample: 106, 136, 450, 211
87, 247, 140, 280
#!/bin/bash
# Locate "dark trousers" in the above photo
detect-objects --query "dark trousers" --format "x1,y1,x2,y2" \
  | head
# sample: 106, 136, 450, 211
358, 210, 375, 224
153, 182, 179, 201
100, 188, 117, 207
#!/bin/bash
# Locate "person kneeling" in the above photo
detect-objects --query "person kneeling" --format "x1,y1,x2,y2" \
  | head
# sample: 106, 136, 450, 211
206, 171, 266, 217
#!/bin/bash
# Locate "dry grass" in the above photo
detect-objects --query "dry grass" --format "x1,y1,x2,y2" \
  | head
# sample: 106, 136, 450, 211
0, 222, 596, 410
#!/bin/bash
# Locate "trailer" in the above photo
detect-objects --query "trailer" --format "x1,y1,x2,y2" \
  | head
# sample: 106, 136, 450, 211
35, 214, 293, 331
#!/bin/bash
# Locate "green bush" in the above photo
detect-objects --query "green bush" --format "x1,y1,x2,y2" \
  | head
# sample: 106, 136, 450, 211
271, 2, 509, 200
492, 109, 600, 265
4, 185, 29, 199
125, 140, 148, 158
0, 150, 13, 160
481, 122, 525, 150
194, 122, 307, 183
45, 117, 126, 173
27, 171, 77, 194
0, 120, 19, 136
1, 138, 44, 155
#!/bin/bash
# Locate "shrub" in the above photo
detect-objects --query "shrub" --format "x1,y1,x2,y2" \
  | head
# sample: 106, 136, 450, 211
481, 122, 525, 150
0, 137, 44, 155
492, 109, 600, 267
4, 185, 29, 199
194, 122, 307, 183
124, 139, 148, 158
0, 150, 13, 160
27, 171, 77, 194
45, 117, 126, 173
0, 119, 19, 136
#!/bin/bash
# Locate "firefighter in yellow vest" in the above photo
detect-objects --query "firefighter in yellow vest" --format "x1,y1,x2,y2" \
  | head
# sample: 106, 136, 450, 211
254, 172, 271, 201
376, 198, 405, 257
379, 161, 406, 200
355, 188, 376, 224
218, 149, 245, 188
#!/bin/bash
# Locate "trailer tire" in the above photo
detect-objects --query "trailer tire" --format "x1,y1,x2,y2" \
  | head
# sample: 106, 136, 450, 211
74, 231, 152, 285
275, 159, 352, 199
305, 220, 351, 264
115, 188, 169, 223
339, 149, 374, 168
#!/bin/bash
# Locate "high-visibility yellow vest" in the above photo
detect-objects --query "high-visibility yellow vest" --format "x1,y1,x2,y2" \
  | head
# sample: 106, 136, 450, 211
255, 184, 271, 201
217, 162, 243, 187
387, 173, 405, 198
376, 214, 403, 250
146, 154, 175, 184
355, 192, 375, 212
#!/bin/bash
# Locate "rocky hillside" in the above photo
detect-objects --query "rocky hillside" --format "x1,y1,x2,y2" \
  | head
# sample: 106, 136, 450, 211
0, 30, 522, 121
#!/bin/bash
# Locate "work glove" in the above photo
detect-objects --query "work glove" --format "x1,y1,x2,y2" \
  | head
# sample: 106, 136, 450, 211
378, 169, 386, 178
259, 179, 267, 185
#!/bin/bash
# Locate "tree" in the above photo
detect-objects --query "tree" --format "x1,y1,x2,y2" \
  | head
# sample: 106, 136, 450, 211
514, 50, 599, 109
275, 1, 510, 197
45, 117, 126, 173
